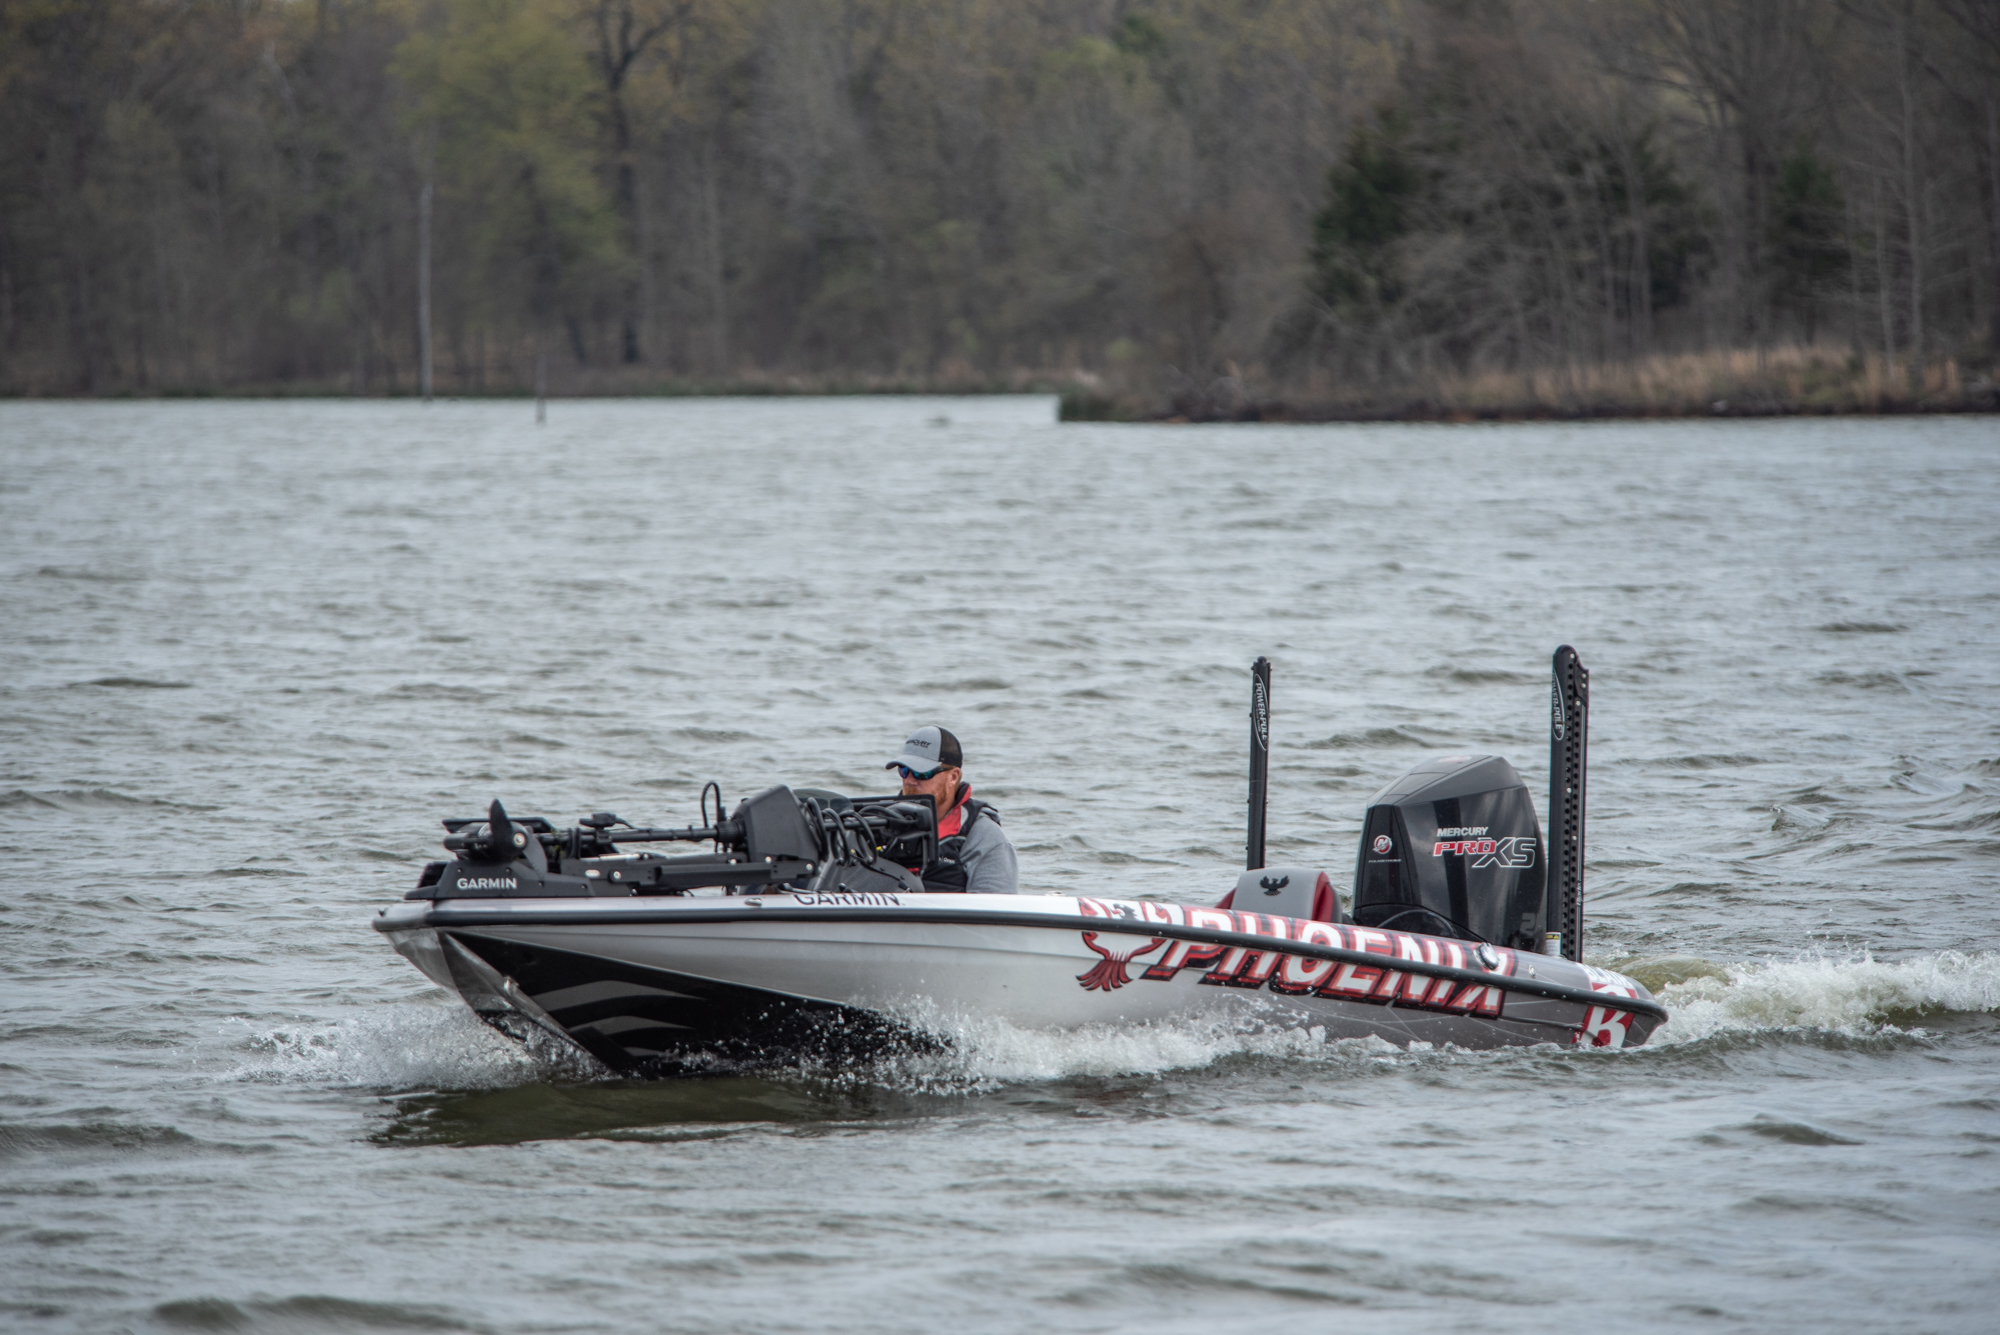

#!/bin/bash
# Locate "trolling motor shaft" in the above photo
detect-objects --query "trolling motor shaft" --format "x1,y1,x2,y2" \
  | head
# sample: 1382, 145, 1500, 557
1546, 645, 1590, 961
1247, 656, 1271, 871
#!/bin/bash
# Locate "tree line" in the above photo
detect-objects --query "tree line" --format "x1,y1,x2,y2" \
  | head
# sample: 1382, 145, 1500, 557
1, 0, 1994, 408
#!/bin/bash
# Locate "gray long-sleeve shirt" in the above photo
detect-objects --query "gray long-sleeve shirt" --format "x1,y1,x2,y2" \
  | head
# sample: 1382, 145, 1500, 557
959, 806, 1019, 895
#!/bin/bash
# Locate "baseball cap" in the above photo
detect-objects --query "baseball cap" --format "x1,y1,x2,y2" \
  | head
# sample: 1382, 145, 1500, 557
886, 725, 963, 775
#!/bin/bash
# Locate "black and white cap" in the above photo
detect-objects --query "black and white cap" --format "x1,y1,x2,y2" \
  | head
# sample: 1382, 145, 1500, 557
886, 725, 963, 775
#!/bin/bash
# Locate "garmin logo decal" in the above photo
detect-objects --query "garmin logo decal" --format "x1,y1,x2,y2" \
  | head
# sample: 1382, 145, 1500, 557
456, 876, 517, 892
790, 892, 902, 907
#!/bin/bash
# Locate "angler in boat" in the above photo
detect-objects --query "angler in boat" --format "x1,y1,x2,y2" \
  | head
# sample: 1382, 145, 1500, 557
886, 725, 1017, 894
373, 646, 1666, 1073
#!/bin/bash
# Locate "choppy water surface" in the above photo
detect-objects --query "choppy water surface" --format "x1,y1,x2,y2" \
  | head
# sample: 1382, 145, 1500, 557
2, 399, 1997, 1333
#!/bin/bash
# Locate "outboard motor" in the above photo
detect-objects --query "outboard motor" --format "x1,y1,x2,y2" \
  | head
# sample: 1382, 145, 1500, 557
1352, 754, 1546, 950
1233, 646, 1587, 956
1346, 646, 1590, 957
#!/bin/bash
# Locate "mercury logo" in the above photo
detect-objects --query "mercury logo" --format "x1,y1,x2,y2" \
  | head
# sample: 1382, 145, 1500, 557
1372, 835, 1393, 855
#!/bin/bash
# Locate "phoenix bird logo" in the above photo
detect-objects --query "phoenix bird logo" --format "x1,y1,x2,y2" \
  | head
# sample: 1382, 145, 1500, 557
1076, 932, 1167, 991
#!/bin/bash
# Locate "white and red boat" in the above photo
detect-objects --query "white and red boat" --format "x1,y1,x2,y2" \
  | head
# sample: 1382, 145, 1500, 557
373, 647, 1665, 1072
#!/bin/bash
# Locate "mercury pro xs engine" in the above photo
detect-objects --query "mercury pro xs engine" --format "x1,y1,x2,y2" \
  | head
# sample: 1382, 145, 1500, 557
1352, 754, 1547, 949
1350, 647, 1589, 958
1242, 646, 1590, 959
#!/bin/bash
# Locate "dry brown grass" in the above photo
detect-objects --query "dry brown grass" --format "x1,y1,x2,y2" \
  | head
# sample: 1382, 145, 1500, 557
1318, 344, 1998, 420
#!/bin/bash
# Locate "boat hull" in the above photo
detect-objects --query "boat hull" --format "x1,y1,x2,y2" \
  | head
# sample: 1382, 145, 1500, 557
375, 892, 1665, 1072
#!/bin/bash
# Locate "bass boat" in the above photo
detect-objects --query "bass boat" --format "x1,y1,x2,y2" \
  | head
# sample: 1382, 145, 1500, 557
373, 647, 1666, 1071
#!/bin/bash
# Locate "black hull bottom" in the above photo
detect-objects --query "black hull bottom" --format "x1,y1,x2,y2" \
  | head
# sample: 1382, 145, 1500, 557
451, 932, 937, 1075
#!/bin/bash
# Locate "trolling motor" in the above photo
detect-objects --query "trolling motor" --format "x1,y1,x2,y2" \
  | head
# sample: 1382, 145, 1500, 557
1241, 647, 1590, 959
412, 786, 941, 901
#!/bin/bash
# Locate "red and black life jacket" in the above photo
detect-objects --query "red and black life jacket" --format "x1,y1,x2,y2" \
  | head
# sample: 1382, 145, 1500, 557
910, 788, 998, 893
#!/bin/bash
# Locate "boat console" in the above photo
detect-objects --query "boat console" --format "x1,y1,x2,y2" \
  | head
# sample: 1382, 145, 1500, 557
408, 786, 939, 901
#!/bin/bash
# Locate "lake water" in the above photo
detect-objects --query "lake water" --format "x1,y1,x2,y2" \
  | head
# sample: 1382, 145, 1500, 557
2, 398, 1996, 1333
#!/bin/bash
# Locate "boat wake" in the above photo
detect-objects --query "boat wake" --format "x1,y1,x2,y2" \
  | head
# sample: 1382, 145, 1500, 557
836, 1001, 1350, 1095
222, 1000, 589, 1091
227, 951, 2000, 1103
1647, 949, 2000, 1045
225, 996, 1381, 1098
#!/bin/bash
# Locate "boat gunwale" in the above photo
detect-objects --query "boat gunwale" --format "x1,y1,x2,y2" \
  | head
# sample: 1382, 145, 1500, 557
376, 899, 1667, 1021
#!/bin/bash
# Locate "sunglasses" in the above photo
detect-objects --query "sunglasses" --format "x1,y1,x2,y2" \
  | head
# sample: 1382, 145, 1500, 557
896, 764, 947, 781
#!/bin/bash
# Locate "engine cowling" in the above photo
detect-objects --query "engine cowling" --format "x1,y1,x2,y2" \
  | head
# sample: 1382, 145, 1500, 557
1352, 754, 1546, 949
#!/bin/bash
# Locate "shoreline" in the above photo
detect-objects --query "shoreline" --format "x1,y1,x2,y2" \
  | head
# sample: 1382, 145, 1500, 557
1074, 351, 2000, 422
2, 391, 1991, 423
5, 355, 1995, 424
1125, 394, 2000, 424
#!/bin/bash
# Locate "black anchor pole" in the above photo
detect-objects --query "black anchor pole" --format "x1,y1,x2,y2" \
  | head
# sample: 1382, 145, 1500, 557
1545, 646, 1590, 961
1247, 656, 1271, 870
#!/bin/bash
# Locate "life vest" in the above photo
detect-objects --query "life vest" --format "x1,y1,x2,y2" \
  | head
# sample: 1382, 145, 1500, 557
913, 789, 999, 893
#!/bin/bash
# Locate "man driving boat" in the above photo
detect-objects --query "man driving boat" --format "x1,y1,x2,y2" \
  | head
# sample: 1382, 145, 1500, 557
888, 726, 1019, 894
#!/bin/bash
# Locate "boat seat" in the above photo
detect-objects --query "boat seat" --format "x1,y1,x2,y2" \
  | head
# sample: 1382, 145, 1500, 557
1216, 867, 1339, 922
518, 829, 549, 872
